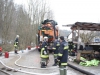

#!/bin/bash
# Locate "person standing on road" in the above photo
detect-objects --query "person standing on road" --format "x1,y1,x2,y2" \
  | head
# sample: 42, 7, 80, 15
40, 36, 49, 68
14, 35, 19, 54
52, 38, 60, 66
57, 36, 68, 75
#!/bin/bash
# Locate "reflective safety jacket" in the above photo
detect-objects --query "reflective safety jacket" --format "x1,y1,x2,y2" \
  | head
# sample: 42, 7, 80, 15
53, 39, 60, 56
57, 40, 68, 66
80, 57, 100, 66
41, 48, 49, 58
14, 38, 19, 47
41, 41, 48, 50
68, 42, 74, 50
14, 42, 18, 47
40, 41, 49, 58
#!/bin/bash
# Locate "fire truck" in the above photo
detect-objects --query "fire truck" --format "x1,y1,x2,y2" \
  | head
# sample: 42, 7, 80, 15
36, 19, 59, 52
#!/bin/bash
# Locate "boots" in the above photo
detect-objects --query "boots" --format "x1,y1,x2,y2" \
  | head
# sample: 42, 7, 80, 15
53, 59, 57, 66
15, 50, 18, 54
41, 62, 46, 68
52, 63, 57, 66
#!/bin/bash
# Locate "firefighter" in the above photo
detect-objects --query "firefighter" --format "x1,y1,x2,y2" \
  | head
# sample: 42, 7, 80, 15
40, 36, 49, 68
52, 38, 60, 66
57, 36, 68, 75
14, 35, 19, 54
68, 41, 74, 56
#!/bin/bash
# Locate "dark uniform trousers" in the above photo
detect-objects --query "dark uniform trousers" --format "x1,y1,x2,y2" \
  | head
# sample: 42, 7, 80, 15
58, 40, 68, 75
53, 40, 60, 65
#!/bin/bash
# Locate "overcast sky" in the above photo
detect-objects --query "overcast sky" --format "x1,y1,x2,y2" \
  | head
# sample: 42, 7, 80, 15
48, 0, 100, 30
14, 0, 100, 30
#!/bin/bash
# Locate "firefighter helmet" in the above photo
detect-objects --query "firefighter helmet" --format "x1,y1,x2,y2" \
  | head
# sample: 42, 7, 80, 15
44, 36, 48, 41
16, 35, 19, 38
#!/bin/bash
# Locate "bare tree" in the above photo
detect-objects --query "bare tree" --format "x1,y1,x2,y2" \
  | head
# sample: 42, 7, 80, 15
0, 0, 54, 51
1, 0, 15, 43
80, 31, 96, 43
25, 0, 54, 46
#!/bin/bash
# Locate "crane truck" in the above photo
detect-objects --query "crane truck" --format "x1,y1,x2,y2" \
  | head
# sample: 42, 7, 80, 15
36, 19, 59, 52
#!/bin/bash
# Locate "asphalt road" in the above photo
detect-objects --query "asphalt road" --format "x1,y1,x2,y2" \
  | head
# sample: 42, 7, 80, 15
0, 48, 85, 75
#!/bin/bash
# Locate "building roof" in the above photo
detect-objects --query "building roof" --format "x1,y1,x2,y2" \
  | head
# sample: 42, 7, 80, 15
71, 22, 100, 31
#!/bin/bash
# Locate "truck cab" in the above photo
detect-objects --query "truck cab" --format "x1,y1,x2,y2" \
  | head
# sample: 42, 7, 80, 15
36, 19, 58, 52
